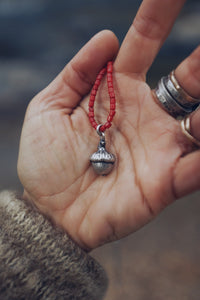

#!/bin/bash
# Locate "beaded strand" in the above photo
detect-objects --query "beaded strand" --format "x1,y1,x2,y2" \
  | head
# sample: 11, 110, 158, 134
88, 61, 116, 132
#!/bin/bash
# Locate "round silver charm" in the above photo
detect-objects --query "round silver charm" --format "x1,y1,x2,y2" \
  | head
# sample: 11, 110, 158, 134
90, 135, 115, 176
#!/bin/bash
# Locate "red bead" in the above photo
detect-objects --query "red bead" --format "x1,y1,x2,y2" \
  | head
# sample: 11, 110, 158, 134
100, 125, 106, 132
92, 121, 97, 128
110, 104, 115, 110
107, 64, 113, 73
89, 107, 94, 112
110, 110, 115, 117
110, 98, 115, 104
100, 68, 106, 76
89, 100, 94, 107
89, 112, 94, 117
105, 122, 112, 129
109, 92, 115, 98
108, 87, 114, 93
108, 82, 113, 88
107, 115, 113, 122
95, 79, 101, 85
107, 115, 113, 123
90, 95, 95, 101
91, 90, 97, 96
97, 74, 103, 81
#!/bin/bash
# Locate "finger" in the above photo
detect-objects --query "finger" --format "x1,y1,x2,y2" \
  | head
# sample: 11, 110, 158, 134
174, 45, 200, 145
115, 0, 186, 75
174, 150, 200, 198
42, 30, 119, 110
175, 45, 200, 99
173, 46, 200, 198
176, 108, 200, 198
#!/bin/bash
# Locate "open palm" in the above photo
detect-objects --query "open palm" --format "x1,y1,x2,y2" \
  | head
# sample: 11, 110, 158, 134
18, 0, 200, 249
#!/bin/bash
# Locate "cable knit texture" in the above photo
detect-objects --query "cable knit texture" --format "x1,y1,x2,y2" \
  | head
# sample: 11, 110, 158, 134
0, 191, 108, 300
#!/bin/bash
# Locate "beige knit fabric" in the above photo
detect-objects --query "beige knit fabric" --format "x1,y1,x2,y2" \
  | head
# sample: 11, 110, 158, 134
0, 191, 107, 300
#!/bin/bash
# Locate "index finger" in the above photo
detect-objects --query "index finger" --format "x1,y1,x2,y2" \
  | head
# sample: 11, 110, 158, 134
115, 0, 186, 76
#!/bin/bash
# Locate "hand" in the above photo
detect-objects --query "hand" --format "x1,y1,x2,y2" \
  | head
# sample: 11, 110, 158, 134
18, 0, 200, 250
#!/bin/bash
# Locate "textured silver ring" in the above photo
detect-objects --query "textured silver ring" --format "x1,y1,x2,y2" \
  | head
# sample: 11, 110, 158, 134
155, 77, 192, 118
154, 70, 200, 118
164, 72, 199, 109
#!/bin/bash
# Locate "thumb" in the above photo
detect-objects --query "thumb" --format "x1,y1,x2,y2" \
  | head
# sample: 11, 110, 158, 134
41, 30, 119, 111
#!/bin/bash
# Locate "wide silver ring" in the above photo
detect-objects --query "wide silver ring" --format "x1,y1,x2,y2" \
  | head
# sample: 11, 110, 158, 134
154, 72, 200, 118
155, 77, 192, 118
164, 71, 200, 108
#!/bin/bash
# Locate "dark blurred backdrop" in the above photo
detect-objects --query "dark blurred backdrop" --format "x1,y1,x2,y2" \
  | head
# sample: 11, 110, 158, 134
0, 1, 200, 299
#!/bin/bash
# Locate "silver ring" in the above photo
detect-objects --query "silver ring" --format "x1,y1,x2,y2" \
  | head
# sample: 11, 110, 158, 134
155, 72, 200, 118
155, 77, 192, 118
164, 72, 199, 108
181, 115, 200, 148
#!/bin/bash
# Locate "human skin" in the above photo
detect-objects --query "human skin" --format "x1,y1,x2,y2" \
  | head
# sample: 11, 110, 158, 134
18, 0, 200, 250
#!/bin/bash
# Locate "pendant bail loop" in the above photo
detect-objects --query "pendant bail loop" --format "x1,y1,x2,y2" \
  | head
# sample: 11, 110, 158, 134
96, 124, 106, 147
96, 124, 105, 140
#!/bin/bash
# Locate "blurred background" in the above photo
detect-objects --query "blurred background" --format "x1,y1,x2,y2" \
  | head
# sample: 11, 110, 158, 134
0, 0, 200, 299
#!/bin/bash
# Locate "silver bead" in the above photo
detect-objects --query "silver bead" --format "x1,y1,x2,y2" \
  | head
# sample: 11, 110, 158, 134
90, 136, 115, 176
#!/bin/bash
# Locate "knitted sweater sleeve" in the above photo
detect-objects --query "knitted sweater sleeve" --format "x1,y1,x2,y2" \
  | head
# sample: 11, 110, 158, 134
0, 191, 108, 300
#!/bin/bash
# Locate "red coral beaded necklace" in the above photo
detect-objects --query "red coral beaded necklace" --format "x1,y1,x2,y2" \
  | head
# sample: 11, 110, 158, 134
88, 61, 116, 176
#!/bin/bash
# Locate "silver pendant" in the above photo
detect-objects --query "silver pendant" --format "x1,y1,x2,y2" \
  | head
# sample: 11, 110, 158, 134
90, 125, 116, 176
